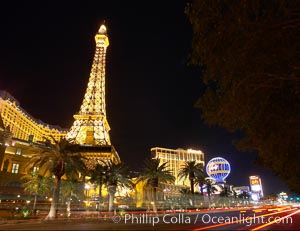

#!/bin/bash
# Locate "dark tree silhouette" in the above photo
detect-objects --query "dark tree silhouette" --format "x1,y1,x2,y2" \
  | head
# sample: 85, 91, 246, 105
186, 0, 300, 192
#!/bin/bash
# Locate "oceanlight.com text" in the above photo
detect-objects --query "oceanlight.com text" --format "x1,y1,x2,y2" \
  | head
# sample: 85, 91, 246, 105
200, 213, 293, 227
111, 212, 293, 227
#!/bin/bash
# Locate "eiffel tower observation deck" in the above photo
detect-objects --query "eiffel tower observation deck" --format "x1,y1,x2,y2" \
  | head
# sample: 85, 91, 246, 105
66, 24, 120, 168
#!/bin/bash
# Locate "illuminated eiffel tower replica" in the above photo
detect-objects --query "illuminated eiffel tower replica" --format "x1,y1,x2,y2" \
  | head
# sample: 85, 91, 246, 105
66, 23, 120, 169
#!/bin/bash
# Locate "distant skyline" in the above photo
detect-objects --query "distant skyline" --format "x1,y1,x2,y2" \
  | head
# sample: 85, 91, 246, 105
0, 1, 289, 195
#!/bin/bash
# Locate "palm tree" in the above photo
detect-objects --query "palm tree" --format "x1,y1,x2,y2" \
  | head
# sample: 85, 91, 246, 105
25, 137, 86, 219
178, 161, 204, 206
204, 177, 216, 201
138, 158, 175, 212
178, 161, 204, 195
104, 160, 133, 212
60, 158, 86, 218
89, 163, 108, 210
195, 174, 206, 195
60, 179, 84, 217
21, 172, 53, 213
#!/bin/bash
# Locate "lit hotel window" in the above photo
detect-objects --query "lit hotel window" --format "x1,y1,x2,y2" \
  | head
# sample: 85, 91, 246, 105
15, 148, 22, 155
12, 163, 20, 174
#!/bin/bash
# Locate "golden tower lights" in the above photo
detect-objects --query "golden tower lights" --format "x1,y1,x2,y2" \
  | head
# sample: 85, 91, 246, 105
66, 24, 120, 168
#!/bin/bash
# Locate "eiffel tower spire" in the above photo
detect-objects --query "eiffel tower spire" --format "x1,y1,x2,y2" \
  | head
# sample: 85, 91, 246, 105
66, 23, 111, 146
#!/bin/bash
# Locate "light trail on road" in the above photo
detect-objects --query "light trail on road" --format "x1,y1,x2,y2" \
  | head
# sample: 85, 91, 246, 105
192, 207, 297, 230
251, 209, 300, 230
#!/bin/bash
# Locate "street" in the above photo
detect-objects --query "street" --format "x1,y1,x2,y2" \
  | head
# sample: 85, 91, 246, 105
0, 207, 299, 230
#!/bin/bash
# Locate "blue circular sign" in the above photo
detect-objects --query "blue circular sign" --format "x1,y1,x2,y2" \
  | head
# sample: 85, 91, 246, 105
206, 157, 231, 183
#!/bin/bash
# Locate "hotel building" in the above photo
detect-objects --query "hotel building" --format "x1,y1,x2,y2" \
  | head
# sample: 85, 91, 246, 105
0, 90, 67, 190
0, 90, 67, 144
151, 147, 205, 186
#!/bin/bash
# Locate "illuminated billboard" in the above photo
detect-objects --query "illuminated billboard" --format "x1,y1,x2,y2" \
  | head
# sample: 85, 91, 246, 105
249, 175, 263, 200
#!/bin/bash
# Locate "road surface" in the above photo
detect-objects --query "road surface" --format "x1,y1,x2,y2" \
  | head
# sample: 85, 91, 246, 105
0, 207, 299, 230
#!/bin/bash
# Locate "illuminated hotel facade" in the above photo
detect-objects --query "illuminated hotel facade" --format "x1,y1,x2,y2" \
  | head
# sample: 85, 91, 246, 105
133, 147, 205, 205
0, 90, 67, 143
0, 91, 67, 178
151, 147, 205, 186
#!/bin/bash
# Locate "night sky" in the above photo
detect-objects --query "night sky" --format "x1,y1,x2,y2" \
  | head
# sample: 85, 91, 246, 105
0, 1, 289, 195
